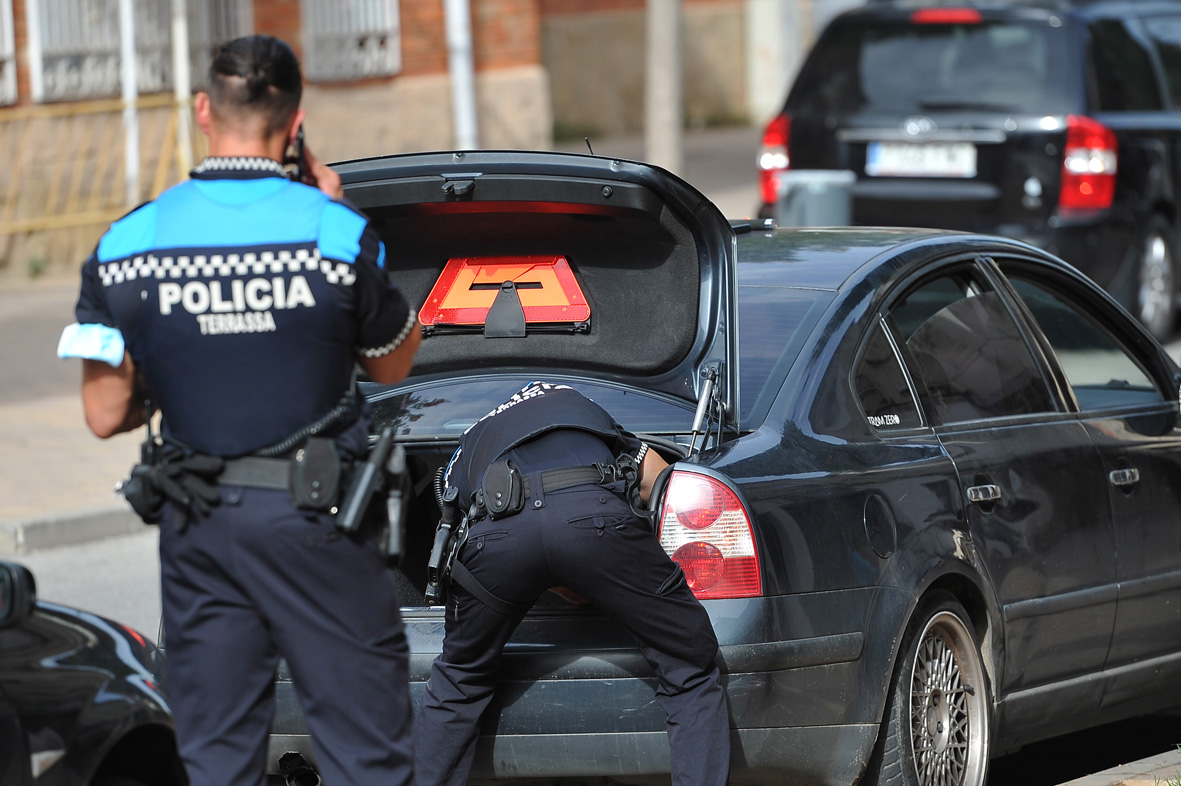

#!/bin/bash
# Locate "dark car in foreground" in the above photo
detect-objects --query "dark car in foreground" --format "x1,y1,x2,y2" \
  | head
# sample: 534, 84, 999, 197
0, 561, 184, 785
757, 0, 1181, 339
264, 151, 1181, 786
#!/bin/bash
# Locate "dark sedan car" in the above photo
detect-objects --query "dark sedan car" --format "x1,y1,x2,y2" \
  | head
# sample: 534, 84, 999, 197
757, 0, 1181, 340
265, 151, 1181, 786
0, 561, 184, 786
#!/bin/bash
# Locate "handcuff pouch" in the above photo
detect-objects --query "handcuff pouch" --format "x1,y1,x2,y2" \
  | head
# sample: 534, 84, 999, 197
481, 459, 525, 519
289, 436, 342, 511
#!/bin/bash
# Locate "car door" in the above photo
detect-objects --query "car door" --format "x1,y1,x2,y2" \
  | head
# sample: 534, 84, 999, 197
884, 260, 1118, 724
997, 261, 1181, 687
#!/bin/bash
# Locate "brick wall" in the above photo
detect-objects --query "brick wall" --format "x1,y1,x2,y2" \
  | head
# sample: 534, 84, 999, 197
541, 0, 739, 14
401, 0, 448, 76
253, 0, 303, 60
473, 0, 540, 70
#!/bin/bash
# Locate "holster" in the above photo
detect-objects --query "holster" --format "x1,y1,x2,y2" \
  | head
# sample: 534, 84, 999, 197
118, 435, 166, 525
426, 486, 463, 605
119, 462, 165, 524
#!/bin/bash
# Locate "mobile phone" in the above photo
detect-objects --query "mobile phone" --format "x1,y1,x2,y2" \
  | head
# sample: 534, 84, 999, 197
286, 125, 306, 182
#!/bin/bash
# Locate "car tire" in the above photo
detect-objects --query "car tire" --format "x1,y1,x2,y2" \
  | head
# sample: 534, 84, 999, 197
862, 592, 991, 786
1134, 215, 1177, 341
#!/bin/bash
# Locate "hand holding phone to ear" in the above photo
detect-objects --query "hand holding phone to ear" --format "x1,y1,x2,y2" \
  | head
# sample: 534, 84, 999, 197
301, 144, 342, 199
286, 125, 342, 199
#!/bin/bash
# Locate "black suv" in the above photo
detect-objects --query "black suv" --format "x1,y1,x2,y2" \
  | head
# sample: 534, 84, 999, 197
757, 0, 1181, 338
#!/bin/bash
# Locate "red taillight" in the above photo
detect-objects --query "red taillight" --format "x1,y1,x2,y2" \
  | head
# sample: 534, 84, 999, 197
658, 472, 762, 600
1059, 115, 1117, 214
122, 624, 146, 648
758, 113, 791, 206
911, 8, 982, 23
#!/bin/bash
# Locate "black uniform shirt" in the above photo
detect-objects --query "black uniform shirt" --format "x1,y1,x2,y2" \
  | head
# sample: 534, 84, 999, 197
444, 381, 646, 505
58, 157, 417, 458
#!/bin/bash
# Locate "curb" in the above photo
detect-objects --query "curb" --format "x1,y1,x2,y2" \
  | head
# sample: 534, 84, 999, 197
1058, 748, 1181, 786
0, 504, 142, 555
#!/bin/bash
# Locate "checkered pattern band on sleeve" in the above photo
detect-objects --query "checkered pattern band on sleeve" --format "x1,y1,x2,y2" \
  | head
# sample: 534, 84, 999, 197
359, 309, 419, 358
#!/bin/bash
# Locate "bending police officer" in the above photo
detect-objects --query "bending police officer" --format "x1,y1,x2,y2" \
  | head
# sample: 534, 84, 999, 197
57, 36, 421, 786
414, 381, 731, 786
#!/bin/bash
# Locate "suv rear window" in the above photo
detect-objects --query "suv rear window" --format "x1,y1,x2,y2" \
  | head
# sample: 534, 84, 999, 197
788, 17, 1074, 116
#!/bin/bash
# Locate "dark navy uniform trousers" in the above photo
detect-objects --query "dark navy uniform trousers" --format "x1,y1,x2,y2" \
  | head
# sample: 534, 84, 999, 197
414, 477, 731, 786
158, 486, 414, 786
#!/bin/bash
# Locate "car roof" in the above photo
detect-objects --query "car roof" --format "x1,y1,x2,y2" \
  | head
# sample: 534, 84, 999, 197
850, 0, 1181, 20
736, 226, 1010, 291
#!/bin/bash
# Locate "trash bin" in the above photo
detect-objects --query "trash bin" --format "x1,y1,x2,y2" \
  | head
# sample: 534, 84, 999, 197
776, 170, 856, 227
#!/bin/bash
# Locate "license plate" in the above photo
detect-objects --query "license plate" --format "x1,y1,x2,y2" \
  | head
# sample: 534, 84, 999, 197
865, 142, 977, 178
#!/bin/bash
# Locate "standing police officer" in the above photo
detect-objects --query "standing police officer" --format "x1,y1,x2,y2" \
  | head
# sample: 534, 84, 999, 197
57, 36, 420, 786
415, 380, 731, 786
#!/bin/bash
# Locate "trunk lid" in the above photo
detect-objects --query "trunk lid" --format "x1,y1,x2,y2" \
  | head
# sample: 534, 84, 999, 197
335, 150, 738, 414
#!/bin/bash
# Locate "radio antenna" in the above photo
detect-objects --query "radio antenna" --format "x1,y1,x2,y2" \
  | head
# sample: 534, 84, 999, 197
584, 137, 594, 155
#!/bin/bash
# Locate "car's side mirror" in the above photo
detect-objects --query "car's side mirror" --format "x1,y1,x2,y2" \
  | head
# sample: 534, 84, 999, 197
0, 562, 36, 629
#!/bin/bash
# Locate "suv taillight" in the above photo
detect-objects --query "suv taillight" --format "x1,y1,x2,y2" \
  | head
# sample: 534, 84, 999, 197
758, 113, 791, 206
1059, 115, 1118, 214
657, 471, 762, 600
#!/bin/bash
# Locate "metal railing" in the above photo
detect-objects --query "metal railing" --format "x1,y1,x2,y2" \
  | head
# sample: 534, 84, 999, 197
301, 0, 401, 82
27, 0, 251, 102
0, 94, 204, 235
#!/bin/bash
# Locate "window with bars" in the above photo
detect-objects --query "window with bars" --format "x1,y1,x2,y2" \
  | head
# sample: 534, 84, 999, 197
0, 0, 14, 105
26, 0, 252, 102
301, 0, 401, 82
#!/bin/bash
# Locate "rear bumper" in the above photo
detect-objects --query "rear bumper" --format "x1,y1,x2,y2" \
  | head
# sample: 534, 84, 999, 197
267, 589, 904, 785
269, 726, 879, 786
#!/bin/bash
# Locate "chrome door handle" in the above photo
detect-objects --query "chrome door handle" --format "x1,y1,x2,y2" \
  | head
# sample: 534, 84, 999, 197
967, 484, 1002, 504
1109, 468, 1141, 487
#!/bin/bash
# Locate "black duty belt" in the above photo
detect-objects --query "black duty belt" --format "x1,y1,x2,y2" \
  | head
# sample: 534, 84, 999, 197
480, 461, 619, 520
533, 465, 614, 495
217, 456, 290, 489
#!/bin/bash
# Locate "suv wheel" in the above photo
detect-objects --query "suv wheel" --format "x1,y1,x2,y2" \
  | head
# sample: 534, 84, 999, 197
1135, 215, 1177, 340
863, 592, 991, 786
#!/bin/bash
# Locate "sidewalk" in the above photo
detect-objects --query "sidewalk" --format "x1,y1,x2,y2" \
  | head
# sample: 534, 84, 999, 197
1060, 748, 1181, 786
0, 275, 145, 554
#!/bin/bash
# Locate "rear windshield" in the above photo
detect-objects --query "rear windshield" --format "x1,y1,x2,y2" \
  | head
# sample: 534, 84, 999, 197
737, 283, 833, 429
367, 378, 694, 442
789, 17, 1074, 116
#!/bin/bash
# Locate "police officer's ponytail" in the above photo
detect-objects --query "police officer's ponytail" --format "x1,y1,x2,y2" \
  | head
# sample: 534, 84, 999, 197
208, 35, 302, 136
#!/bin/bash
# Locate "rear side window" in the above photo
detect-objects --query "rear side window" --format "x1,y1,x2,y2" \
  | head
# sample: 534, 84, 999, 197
1008, 277, 1164, 409
889, 269, 1056, 423
1143, 15, 1181, 108
855, 319, 922, 431
1088, 20, 1164, 111
788, 17, 1073, 115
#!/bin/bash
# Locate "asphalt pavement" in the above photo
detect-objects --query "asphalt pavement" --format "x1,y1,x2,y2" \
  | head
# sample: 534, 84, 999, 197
2, 125, 1180, 786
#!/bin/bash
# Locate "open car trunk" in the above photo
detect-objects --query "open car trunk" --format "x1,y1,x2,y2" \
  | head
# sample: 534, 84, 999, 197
269, 151, 739, 778
331, 150, 739, 606
337, 150, 737, 402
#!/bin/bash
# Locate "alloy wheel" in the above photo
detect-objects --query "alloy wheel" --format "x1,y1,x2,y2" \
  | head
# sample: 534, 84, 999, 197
1138, 228, 1175, 338
907, 611, 988, 786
